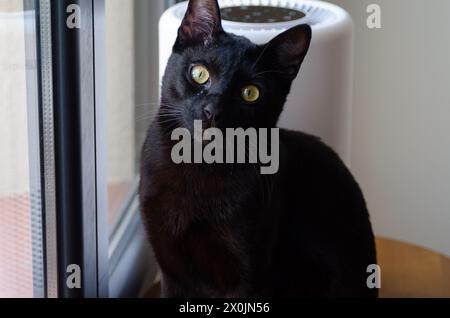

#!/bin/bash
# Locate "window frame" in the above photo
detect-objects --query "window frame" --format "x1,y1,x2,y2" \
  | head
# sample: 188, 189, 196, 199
46, 0, 104, 298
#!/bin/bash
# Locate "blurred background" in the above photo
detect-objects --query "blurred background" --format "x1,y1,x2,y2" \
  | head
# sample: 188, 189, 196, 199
0, 0, 449, 298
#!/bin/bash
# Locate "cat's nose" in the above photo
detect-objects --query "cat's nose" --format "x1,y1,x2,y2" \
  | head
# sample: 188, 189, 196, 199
203, 104, 221, 123
203, 105, 213, 120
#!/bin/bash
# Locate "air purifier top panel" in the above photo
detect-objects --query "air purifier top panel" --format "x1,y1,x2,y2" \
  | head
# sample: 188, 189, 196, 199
170, 0, 349, 32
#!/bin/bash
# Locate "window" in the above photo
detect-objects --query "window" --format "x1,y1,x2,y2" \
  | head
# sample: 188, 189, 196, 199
0, 0, 175, 298
0, 0, 44, 298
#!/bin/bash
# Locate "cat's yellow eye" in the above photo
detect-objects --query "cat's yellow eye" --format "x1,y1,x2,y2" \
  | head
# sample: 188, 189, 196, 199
191, 65, 210, 85
241, 85, 260, 103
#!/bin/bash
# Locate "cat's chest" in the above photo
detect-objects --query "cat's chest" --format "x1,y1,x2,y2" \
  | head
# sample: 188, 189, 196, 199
142, 162, 257, 234
141, 163, 255, 292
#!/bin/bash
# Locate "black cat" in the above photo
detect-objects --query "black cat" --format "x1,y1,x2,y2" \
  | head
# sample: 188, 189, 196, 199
140, 0, 377, 298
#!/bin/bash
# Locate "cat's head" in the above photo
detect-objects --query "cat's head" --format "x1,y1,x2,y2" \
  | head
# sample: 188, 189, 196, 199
160, 0, 311, 133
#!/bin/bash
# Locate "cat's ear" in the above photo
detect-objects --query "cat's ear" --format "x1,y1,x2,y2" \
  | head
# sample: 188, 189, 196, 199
262, 24, 312, 80
175, 0, 223, 48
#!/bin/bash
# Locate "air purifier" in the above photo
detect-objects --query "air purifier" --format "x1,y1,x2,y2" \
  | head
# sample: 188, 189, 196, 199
159, 0, 353, 163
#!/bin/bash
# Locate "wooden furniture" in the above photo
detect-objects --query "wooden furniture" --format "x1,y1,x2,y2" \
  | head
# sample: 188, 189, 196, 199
376, 238, 450, 298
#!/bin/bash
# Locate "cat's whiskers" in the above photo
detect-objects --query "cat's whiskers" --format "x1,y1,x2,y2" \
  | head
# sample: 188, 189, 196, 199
106, 104, 183, 137
135, 101, 161, 108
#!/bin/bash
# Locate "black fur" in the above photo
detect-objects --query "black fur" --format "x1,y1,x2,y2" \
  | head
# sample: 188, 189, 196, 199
140, 0, 377, 298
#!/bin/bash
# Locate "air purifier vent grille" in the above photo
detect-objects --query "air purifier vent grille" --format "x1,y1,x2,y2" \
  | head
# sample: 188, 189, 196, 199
296, 5, 334, 26
219, 0, 336, 27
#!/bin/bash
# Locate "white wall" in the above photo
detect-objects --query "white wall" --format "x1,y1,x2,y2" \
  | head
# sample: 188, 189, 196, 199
327, 0, 450, 256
